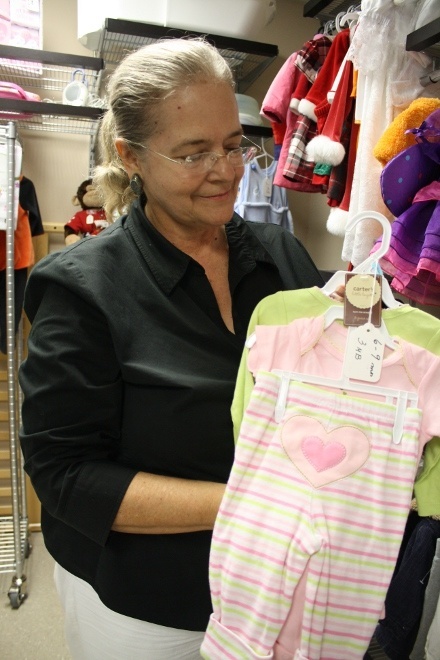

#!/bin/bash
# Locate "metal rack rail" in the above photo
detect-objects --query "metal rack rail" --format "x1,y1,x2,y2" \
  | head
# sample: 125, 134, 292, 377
0, 122, 30, 608
94, 18, 278, 94
0, 39, 273, 151
0, 46, 105, 172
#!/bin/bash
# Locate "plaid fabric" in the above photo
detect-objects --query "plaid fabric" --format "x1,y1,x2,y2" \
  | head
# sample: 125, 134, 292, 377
283, 113, 327, 191
281, 35, 333, 190
295, 35, 333, 83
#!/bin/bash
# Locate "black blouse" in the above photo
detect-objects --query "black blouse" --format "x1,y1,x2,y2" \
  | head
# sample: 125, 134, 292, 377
19, 200, 323, 630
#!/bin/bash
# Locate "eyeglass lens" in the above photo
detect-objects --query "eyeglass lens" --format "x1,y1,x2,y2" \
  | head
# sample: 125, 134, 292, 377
192, 147, 257, 171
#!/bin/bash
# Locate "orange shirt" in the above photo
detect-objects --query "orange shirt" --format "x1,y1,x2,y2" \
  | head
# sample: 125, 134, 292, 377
0, 203, 34, 271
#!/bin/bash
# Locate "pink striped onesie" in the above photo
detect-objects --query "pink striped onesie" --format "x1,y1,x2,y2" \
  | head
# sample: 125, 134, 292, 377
201, 317, 440, 660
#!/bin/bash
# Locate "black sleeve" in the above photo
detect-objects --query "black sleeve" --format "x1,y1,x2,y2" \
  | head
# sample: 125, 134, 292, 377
19, 258, 136, 546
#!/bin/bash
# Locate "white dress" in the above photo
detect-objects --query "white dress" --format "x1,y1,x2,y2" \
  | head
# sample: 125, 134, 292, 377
342, 0, 426, 265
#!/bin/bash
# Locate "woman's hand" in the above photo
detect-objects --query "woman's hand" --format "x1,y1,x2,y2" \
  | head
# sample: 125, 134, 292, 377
328, 285, 345, 303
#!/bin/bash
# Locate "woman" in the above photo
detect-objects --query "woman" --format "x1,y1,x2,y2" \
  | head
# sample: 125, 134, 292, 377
19, 38, 324, 659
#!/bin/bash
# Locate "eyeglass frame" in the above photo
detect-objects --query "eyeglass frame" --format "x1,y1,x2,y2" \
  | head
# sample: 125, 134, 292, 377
126, 135, 262, 173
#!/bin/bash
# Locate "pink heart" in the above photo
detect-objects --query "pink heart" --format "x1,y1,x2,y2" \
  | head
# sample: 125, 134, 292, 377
301, 435, 346, 472
280, 416, 370, 488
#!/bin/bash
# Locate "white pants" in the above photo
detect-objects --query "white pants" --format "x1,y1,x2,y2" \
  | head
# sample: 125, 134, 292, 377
54, 563, 204, 659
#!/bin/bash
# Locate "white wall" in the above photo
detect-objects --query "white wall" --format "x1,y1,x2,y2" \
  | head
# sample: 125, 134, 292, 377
20, 0, 93, 253
25, 0, 343, 266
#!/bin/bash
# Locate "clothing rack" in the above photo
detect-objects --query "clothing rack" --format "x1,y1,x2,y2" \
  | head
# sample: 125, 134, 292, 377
0, 121, 30, 609
419, 61, 440, 87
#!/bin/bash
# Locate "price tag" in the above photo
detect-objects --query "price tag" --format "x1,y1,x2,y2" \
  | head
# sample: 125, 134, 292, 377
263, 177, 272, 198
343, 323, 385, 382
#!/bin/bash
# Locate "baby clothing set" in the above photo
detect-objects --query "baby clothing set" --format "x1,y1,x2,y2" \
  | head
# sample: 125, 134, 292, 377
201, 290, 440, 659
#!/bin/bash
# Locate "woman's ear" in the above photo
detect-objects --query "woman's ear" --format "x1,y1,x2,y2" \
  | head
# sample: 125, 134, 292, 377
115, 139, 141, 177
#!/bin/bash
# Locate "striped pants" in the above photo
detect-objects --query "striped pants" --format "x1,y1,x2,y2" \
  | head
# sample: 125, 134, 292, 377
201, 371, 421, 659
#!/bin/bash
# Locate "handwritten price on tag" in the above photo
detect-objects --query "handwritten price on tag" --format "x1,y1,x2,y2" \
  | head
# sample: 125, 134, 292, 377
343, 323, 385, 382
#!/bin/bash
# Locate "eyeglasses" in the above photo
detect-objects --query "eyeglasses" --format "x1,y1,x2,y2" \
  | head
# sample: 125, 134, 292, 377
129, 136, 262, 174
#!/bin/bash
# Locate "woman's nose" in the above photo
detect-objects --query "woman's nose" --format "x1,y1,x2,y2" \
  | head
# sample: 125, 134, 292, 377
207, 153, 237, 179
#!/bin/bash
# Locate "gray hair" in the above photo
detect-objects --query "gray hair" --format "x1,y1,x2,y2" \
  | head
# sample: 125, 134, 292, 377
93, 38, 235, 219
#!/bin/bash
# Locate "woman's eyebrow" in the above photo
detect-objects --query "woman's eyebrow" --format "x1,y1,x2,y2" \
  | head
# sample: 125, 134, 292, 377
171, 130, 243, 151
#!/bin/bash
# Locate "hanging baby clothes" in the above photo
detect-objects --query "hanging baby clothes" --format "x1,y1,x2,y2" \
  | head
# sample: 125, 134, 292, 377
378, 183, 440, 306
260, 35, 332, 194
261, 52, 298, 144
282, 35, 333, 191
0, 175, 44, 353
342, 0, 428, 266
234, 159, 294, 233
307, 56, 356, 227
288, 27, 354, 215
19, 175, 44, 237
202, 312, 440, 660
260, 52, 302, 184
231, 287, 440, 439
294, 27, 356, 237
371, 109, 440, 306
297, 28, 351, 126
414, 436, 440, 517
229, 286, 440, 534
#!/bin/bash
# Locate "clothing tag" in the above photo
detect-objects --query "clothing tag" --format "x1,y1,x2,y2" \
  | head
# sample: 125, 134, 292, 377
344, 273, 382, 328
343, 323, 385, 382
263, 177, 272, 198
86, 213, 94, 225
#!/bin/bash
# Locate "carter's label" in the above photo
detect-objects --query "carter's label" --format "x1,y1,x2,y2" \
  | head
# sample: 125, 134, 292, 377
344, 273, 382, 327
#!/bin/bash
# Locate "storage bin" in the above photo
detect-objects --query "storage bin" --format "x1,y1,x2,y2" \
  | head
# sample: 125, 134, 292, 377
235, 94, 263, 126
78, 0, 276, 50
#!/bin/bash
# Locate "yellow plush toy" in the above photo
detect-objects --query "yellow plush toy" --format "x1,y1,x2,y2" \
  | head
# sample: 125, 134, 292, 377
373, 97, 440, 167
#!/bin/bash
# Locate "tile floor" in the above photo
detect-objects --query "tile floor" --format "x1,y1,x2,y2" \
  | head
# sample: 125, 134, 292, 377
0, 531, 71, 659
0, 531, 391, 659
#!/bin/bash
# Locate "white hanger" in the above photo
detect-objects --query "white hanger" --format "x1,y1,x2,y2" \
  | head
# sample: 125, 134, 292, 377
247, 213, 413, 441
246, 211, 400, 351
269, 210, 415, 440
272, 369, 417, 444
252, 138, 275, 164
335, 9, 360, 32
321, 210, 401, 350
322, 20, 336, 36
246, 210, 414, 441
322, 210, 401, 310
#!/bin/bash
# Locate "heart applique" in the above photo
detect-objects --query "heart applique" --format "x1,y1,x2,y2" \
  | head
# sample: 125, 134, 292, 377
280, 416, 370, 488
301, 435, 346, 472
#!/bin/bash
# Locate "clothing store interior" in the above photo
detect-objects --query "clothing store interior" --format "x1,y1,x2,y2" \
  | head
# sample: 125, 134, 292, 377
1, 0, 440, 659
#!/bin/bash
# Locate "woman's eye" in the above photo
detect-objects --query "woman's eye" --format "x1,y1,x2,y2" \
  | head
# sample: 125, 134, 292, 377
184, 153, 205, 164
